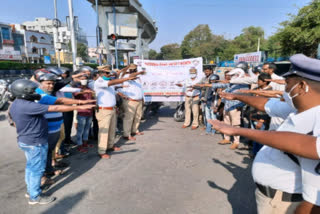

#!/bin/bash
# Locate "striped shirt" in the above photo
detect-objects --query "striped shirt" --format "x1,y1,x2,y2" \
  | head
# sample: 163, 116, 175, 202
36, 88, 63, 133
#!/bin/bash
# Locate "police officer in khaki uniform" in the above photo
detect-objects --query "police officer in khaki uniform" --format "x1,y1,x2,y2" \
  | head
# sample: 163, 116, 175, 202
210, 54, 320, 214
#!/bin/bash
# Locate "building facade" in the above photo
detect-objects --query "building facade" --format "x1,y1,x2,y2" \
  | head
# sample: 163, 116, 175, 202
14, 24, 54, 63
0, 23, 23, 61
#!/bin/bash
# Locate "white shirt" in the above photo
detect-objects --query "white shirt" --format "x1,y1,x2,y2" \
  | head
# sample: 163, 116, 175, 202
94, 77, 116, 107
119, 78, 144, 100
270, 73, 285, 91
183, 78, 201, 97
252, 98, 299, 194
276, 105, 320, 205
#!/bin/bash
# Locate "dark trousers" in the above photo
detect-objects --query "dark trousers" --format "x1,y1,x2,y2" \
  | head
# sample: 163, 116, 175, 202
90, 110, 99, 140
63, 111, 74, 143
46, 131, 60, 173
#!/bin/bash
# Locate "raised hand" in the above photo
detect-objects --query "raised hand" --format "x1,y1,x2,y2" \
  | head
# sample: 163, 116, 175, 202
219, 92, 237, 100
78, 104, 96, 110
265, 79, 286, 85
208, 119, 238, 136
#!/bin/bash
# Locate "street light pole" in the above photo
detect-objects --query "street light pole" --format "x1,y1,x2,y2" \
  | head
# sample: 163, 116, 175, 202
95, 0, 102, 66
113, 3, 118, 69
53, 0, 61, 67
68, 0, 77, 71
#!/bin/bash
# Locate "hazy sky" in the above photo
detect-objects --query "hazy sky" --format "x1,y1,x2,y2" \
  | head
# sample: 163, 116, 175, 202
0, 0, 311, 51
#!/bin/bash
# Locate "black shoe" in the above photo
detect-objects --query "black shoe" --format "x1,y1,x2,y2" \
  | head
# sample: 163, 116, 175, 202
28, 195, 56, 205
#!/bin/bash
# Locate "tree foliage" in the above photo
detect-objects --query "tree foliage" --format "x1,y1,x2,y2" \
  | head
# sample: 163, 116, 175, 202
272, 0, 320, 57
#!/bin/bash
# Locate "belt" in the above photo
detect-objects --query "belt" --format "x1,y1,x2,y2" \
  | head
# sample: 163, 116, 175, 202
123, 97, 142, 102
98, 107, 115, 110
186, 95, 199, 98
255, 183, 303, 202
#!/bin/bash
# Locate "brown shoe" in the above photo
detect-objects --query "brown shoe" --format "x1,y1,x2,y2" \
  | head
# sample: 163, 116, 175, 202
181, 125, 188, 129
218, 139, 231, 145
107, 146, 121, 152
230, 143, 239, 150
191, 126, 198, 130
123, 136, 136, 141
100, 154, 111, 159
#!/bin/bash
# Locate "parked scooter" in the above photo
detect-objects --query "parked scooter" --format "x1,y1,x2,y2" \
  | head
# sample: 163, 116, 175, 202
173, 102, 185, 122
0, 79, 11, 110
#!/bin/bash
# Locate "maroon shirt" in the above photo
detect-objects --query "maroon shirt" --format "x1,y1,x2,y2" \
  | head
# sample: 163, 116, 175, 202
74, 90, 93, 117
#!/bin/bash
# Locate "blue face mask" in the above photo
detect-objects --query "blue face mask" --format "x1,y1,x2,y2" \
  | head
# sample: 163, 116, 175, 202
102, 76, 111, 81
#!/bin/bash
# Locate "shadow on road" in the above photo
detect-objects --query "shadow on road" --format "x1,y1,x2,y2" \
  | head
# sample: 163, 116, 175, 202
208, 157, 256, 214
140, 106, 176, 132
41, 190, 87, 214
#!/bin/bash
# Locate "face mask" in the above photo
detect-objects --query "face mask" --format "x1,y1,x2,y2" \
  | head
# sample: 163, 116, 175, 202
80, 79, 88, 86
282, 83, 309, 109
102, 76, 111, 81
190, 73, 197, 79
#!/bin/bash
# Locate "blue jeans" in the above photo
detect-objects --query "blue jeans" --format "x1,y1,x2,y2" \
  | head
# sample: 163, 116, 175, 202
18, 142, 48, 200
205, 103, 217, 134
76, 115, 93, 145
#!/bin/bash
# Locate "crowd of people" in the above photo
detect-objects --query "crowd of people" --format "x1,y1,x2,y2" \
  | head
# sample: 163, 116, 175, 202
7, 53, 320, 213
9, 64, 146, 205
179, 54, 320, 214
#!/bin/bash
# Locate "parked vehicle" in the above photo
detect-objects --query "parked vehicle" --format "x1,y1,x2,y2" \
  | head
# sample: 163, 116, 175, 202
173, 102, 185, 122
0, 79, 11, 110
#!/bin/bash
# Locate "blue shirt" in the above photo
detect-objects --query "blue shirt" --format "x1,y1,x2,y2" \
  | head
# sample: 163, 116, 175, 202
36, 88, 63, 133
10, 99, 49, 145
212, 83, 249, 112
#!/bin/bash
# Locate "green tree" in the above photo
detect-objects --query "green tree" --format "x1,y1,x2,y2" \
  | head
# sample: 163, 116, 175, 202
148, 49, 158, 60
273, 0, 320, 57
181, 24, 213, 59
77, 43, 89, 62
159, 43, 182, 60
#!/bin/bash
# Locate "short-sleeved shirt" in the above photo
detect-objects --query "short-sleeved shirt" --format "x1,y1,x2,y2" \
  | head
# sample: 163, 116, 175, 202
36, 88, 63, 133
74, 89, 94, 117
252, 99, 301, 195
269, 73, 285, 91
94, 77, 116, 107
120, 78, 144, 100
9, 99, 49, 145
183, 78, 201, 97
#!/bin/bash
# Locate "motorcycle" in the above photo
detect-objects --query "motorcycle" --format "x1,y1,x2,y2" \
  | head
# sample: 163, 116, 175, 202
173, 101, 185, 122
142, 102, 163, 120
0, 79, 10, 110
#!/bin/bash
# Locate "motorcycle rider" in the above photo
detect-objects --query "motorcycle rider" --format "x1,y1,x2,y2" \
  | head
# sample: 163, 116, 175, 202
9, 79, 94, 205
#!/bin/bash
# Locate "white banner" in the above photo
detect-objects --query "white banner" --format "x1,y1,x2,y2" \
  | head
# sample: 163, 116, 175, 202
134, 57, 203, 102
234, 51, 262, 63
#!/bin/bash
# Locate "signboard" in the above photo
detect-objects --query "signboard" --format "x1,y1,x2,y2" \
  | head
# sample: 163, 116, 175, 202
44, 56, 51, 64
107, 13, 138, 38
234, 51, 263, 63
134, 57, 204, 102
0, 46, 22, 60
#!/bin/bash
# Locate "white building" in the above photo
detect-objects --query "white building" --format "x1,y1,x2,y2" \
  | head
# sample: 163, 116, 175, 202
23, 17, 88, 49
14, 24, 54, 63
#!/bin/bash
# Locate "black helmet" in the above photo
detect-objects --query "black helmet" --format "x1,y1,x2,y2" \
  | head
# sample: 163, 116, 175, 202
45, 66, 63, 77
253, 65, 263, 74
10, 79, 41, 101
236, 61, 249, 73
209, 74, 220, 82
34, 68, 50, 81
38, 73, 58, 82
59, 66, 72, 74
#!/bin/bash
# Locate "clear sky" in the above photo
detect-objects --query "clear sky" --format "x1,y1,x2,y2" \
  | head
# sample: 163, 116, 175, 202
0, 0, 311, 51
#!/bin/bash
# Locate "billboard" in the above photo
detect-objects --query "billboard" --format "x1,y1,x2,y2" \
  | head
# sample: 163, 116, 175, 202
234, 51, 264, 63
107, 13, 138, 38
134, 57, 204, 102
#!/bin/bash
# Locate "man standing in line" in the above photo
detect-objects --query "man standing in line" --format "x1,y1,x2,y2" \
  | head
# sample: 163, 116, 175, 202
176, 67, 201, 130
94, 66, 137, 159
118, 64, 146, 140
9, 79, 94, 205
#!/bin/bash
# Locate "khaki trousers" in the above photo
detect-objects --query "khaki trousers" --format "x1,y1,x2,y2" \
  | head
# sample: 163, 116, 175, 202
255, 189, 300, 214
96, 109, 116, 154
223, 109, 241, 143
184, 96, 200, 127
53, 123, 65, 159
122, 99, 143, 137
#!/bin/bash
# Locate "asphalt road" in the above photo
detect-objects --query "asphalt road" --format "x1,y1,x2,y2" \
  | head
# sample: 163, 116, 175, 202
0, 105, 256, 214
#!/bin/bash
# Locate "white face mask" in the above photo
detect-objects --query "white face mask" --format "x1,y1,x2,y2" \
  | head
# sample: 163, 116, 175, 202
80, 79, 88, 86
282, 82, 309, 109
190, 73, 197, 79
